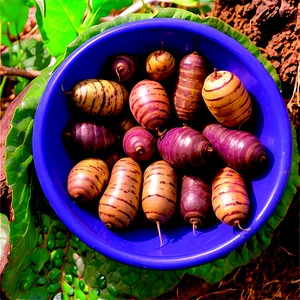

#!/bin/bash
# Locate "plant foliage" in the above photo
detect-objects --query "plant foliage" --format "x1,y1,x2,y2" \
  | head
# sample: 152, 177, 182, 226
35, 0, 133, 57
0, 0, 32, 46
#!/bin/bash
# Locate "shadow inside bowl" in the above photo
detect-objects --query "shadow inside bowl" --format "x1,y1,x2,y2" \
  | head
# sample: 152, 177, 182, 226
241, 91, 265, 137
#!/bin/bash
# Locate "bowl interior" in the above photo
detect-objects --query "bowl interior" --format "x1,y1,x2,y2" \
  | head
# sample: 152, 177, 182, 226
33, 18, 292, 270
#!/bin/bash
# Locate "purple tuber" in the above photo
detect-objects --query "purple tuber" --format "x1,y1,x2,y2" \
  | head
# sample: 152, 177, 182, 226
157, 126, 213, 170
202, 123, 267, 172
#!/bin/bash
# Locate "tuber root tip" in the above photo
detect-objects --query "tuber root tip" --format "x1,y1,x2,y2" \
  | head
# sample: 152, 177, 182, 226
157, 127, 168, 137
63, 90, 74, 95
156, 221, 163, 248
63, 131, 72, 139
211, 68, 222, 81
213, 68, 218, 78
235, 220, 251, 232
74, 194, 82, 201
105, 223, 113, 229
192, 223, 197, 237
189, 218, 201, 237
61, 83, 73, 95
259, 155, 267, 164
182, 123, 190, 128
205, 145, 214, 158
135, 146, 145, 156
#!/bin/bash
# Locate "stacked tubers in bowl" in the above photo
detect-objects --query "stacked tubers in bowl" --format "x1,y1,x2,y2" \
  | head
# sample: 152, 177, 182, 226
64, 45, 267, 247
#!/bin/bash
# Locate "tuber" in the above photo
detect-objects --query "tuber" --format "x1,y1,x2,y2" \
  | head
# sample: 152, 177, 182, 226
98, 157, 142, 230
202, 123, 267, 172
157, 126, 213, 170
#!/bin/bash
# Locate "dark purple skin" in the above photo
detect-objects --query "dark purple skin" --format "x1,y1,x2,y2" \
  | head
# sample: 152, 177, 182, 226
157, 126, 213, 170
180, 174, 212, 234
122, 126, 156, 161
202, 123, 267, 172
64, 121, 118, 155
111, 54, 137, 82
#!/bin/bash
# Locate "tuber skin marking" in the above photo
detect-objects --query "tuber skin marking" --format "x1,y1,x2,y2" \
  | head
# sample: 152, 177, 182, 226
129, 79, 170, 130
202, 123, 267, 172
173, 51, 209, 122
202, 70, 252, 128
122, 126, 156, 162
110, 54, 137, 82
146, 44, 176, 81
157, 126, 213, 170
141, 160, 178, 247
67, 158, 110, 202
180, 174, 212, 236
98, 157, 142, 230
63, 121, 119, 156
70, 79, 129, 117
212, 166, 250, 230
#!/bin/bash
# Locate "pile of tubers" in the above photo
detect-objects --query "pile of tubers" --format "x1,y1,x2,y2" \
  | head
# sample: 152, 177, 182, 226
63, 44, 267, 247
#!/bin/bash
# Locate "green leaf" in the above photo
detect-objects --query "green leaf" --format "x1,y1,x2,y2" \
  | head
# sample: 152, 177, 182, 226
1, 38, 51, 96
17, 38, 51, 70
82, 0, 133, 30
35, 0, 87, 57
13, 77, 30, 96
27, 287, 49, 299
2, 58, 63, 300
35, 0, 133, 57
0, 214, 10, 244
3, 204, 181, 300
65, 12, 153, 57
0, 214, 10, 274
35, 0, 45, 18
171, 0, 206, 6
0, 0, 30, 46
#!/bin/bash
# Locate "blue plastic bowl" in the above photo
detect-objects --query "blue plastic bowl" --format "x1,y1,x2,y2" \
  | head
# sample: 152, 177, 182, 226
33, 18, 292, 270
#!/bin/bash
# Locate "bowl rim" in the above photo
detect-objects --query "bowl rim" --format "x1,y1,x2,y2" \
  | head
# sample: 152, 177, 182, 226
33, 18, 293, 270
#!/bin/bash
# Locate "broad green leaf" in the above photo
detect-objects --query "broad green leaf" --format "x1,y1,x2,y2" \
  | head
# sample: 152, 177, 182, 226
0, 214, 10, 248
34, 0, 87, 57
82, 0, 133, 30
2, 58, 63, 300
65, 13, 154, 57
3, 201, 181, 299
35, 0, 45, 17
0, 0, 30, 46
0, 214, 10, 274
34, 0, 133, 57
